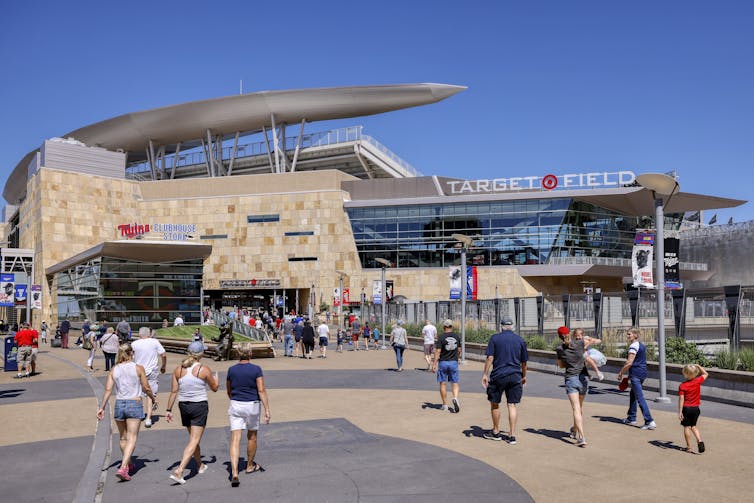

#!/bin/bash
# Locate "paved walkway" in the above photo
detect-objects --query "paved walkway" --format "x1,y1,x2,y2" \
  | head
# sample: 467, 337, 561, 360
2, 341, 754, 502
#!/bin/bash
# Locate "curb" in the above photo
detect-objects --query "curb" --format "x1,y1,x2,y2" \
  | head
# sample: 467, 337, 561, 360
44, 352, 110, 503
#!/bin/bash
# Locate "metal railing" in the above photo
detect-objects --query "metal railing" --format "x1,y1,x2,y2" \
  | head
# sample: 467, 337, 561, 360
125, 125, 420, 178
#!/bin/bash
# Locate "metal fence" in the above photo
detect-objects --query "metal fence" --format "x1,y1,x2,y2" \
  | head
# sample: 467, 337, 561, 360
361, 285, 754, 351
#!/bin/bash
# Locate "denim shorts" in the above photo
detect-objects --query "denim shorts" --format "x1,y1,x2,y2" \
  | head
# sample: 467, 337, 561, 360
113, 399, 144, 421
564, 374, 588, 395
437, 360, 459, 383
319, 336, 329, 347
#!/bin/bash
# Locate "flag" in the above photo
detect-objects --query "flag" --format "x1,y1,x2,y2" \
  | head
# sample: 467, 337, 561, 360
631, 246, 654, 288
708, 214, 717, 225
686, 211, 700, 222
449, 266, 462, 300
728, 217, 734, 225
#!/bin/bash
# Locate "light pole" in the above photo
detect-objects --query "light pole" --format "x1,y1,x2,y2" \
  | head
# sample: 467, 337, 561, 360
636, 173, 680, 404
335, 270, 347, 331
451, 233, 474, 363
375, 258, 390, 349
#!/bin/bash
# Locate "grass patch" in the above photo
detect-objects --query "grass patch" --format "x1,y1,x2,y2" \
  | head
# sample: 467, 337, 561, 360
156, 325, 254, 342
739, 349, 754, 372
714, 349, 738, 370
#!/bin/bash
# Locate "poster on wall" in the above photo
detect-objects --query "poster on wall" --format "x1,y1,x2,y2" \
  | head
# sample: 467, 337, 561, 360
333, 287, 341, 307
0, 274, 14, 307
449, 266, 462, 300
14, 284, 27, 306
30, 285, 42, 310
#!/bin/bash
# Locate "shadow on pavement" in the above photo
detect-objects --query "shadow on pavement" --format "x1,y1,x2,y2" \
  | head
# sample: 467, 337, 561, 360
421, 401, 444, 410
462, 425, 489, 438
0, 389, 25, 399
523, 428, 572, 444
592, 415, 626, 424
648, 440, 689, 452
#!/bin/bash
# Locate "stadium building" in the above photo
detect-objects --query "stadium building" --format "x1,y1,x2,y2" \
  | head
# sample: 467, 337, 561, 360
1, 83, 745, 328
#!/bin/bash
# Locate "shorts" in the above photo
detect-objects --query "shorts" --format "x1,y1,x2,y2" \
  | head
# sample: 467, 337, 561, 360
681, 406, 701, 427
229, 399, 261, 431
319, 336, 328, 347
352, 333, 359, 342
179, 400, 209, 427
437, 360, 459, 383
31, 348, 38, 362
17, 346, 32, 365
424, 344, 435, 356
564, 374, 588, 395
142, 371, 160, 396
295, 335, 302, 342
487, 374, 523, 404
337, 336, 343, 345
113, 399, 144, 421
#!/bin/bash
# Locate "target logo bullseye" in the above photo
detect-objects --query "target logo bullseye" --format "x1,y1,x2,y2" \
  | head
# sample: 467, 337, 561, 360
541, 174, 558, 190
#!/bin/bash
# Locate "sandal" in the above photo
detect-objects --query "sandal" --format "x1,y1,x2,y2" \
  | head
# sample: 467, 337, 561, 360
231, 476, 240, 487
245, 462, 264, 474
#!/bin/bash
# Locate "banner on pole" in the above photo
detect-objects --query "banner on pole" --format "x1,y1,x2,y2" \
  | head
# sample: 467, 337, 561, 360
14, 284, 27, 306
372, 280, 382, 305
631, 245, 654, 288
664, 232, 682, 289
0, 274, 14, 307
449, 266, 462, 300
31, 285, 42, 310
466, 266, 478, 301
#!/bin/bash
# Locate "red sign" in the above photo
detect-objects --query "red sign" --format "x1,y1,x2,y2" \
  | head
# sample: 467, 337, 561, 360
118, 223, 150, 238
343, 288, 350, 304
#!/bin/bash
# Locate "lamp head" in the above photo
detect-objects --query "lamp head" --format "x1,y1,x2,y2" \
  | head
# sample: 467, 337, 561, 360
451, 233, 474, 247
374, 258, 391, 267
636, 173, 680, 197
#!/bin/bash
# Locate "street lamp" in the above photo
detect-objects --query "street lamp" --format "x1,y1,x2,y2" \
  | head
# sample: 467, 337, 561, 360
375, 258, 390, 349
335, 270, 347, 331
636, 173, 680, 404
451, 233, 474, 363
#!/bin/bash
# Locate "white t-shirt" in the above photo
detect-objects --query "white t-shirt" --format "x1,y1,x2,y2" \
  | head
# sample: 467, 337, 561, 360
318, 323, 330, 338
174, 316, 184, 326
422, 324, 437, 345
628, 341, 640, 355
255, 319, 263, 329
132, 337, 166, 375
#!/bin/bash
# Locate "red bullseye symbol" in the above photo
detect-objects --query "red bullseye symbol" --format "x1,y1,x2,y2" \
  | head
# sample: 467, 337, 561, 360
251, 279, 257, 286
542, 174, 558, 190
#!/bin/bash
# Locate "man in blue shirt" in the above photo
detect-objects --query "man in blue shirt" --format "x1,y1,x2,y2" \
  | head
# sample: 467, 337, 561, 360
481, 318, 528, 445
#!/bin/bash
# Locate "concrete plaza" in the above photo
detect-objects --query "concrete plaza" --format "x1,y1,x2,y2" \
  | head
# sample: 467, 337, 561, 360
2, 339, 753, 502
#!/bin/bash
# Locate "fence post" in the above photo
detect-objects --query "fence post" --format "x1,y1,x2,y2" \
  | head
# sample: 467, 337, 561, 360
536, 295, 544, 336
593, 292, 603, 338
724, 285, 742, 351
628, 289, 640, 327
672, 289, 686, 339
562, 294, 571, 328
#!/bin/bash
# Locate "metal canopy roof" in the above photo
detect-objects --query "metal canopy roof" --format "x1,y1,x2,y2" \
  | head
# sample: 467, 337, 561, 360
5, 83, 465, 204
45, 240, 212, 276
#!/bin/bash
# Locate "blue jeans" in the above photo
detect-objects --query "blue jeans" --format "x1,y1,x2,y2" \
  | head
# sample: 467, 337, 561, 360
393, 344, 406, 369
627, 375, 654, 423
284, 334, 294, 356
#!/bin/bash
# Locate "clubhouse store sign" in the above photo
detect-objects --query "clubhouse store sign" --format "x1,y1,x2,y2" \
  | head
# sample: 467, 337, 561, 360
117, 222, 197, 241
445, 171, 637, 194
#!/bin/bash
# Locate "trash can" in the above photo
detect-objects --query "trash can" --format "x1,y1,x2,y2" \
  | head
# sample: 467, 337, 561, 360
3, 336, 18, 372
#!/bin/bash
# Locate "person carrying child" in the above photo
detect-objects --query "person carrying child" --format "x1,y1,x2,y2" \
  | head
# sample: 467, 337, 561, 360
572, 328, 606, 381
678, 363, 708, 454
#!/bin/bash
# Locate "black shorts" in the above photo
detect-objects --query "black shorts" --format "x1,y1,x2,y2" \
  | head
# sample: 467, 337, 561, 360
487, 374, 523, 404
179, 401, 209, 427
681, 406, 701, 427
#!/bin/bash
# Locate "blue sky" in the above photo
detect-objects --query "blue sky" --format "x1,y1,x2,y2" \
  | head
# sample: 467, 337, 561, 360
1, 0, 752, 223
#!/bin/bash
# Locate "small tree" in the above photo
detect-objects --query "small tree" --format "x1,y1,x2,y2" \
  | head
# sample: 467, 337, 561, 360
319, 302, 330, 313
665, 337, 709, 366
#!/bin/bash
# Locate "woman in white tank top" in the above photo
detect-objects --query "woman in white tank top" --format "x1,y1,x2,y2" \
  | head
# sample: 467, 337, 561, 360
165, 341, 219, 484
97, 343, 157, 482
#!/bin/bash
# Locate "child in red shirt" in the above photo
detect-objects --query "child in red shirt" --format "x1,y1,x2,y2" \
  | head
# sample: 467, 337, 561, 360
678, 364, 708, 454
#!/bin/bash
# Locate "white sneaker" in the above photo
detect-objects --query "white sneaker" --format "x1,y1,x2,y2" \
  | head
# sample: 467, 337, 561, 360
597, 372, 605, 381
641, 421, 657, 430
576, 437, 587, 447
144, 417, 152, 428
451, 398, 460, 413
569, 426, 577, 439
440, 405, 449, 411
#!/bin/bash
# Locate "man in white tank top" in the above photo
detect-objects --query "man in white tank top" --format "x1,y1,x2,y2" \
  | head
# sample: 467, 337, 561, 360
132, 327, 166, 427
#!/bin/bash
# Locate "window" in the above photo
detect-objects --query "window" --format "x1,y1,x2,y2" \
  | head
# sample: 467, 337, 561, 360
247, 214, 279, 223
288, 257, 317, 262
200, 234, 228, 239
284, 231, 314, 236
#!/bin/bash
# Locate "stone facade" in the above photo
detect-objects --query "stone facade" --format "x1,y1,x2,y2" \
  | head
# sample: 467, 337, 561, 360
17, 167, 537, 325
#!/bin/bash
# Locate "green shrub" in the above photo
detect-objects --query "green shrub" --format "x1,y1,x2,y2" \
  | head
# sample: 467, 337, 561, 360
739, 349, 754, 372
714, 349, 738, 370
523, 335, 547, 350
664, 337, 709, 366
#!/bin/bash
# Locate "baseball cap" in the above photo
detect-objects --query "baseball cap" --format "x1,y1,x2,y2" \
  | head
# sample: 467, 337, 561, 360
442, 319, 454, 328
557, 326, 570, 336
396, 319, 404, 326
501, 317, 514, 326
187, 341, 205, 353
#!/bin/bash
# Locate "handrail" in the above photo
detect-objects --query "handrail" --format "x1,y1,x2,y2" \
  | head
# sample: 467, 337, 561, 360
548, 256, 708, 271
360, 134, 421, 177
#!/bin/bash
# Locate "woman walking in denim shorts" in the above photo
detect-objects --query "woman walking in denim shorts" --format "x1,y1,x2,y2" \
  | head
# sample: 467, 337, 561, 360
97, 343, 157, 481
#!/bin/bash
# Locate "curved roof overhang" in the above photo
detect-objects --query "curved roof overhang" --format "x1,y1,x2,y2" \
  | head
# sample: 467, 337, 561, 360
5, 83, 465, 204
45, 240, 212, 277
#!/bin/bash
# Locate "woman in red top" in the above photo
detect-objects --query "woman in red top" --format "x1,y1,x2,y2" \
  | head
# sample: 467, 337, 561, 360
678, 364, 708, 454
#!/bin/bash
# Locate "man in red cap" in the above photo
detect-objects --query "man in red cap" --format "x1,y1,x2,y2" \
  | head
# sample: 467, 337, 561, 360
14, 322, 38, 378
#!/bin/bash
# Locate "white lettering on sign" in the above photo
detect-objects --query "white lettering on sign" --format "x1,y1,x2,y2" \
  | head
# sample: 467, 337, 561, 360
445, 171, 637, 194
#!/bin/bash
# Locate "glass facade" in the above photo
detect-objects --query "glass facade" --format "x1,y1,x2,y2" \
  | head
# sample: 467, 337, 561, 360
55, 257, 203, 328
347, 199, 681, 268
